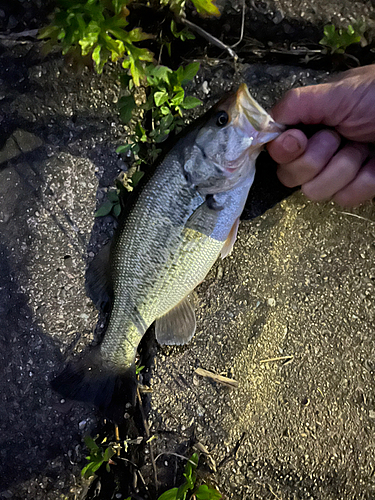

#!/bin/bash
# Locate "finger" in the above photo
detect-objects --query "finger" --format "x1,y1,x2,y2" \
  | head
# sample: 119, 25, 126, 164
333, 157, 375, 207
270, 83, 353, 128
267, 129, 308, 164
277, 130, 341, 187
301, 142, 369, 201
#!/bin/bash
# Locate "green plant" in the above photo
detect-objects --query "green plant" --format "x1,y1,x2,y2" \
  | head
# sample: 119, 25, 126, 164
118, 61, 201, 151
40, 0, 219, 218
319, 23, 363, 54
157, 453, 222, 500
81, 435, 116, 478
39, 0, 219, 81
39, 0, 153, 81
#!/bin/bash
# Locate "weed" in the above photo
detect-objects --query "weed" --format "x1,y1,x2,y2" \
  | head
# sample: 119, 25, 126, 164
40, 0, 218, 217
157, 453, 222, 500
319, 23, 364, 54
81, 435, 116, 479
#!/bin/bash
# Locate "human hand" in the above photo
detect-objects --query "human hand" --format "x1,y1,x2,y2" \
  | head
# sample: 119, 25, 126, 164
267, 65, 375, 206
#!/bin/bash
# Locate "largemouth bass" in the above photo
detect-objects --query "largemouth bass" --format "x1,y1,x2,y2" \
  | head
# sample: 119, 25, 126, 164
52, 84, 283, 417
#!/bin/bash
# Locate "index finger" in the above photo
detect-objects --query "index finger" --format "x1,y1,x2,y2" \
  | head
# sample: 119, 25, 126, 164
271, 84, 348, 127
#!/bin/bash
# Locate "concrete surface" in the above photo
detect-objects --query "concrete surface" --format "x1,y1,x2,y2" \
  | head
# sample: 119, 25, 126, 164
1, 1, 375, 499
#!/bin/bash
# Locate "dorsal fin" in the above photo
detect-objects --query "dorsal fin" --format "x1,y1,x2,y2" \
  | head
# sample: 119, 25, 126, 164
85, 241, 113, 312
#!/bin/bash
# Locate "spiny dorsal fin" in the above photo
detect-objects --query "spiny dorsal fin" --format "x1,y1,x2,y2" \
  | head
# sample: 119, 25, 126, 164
155, 295, 196, 346
85, 241, 113, 312
221, 217, 240, 259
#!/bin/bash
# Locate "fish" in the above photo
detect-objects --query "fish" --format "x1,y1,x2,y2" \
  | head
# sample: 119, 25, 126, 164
51, 84, 283, 420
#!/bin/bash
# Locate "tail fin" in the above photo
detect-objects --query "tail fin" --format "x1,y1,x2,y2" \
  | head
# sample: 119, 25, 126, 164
51, 350, 137, 422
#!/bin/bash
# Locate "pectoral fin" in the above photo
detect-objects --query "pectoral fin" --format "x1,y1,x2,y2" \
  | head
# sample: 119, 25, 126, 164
155, 295, 196, 346
221, 217, 240, 259
185, 200, 219, 236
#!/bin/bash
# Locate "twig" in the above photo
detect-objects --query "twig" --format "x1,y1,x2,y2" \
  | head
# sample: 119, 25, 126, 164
218, 432, 246, 468
340, 211, 375, 224
259, 355, 294, 364
230, 0, 246, 48
180, 18, 238, 60
155, 451, 191, 462
195, 368, 239, 388
137, 387, 158, 492
117, 457, 150, 493
114, 424, 120, 456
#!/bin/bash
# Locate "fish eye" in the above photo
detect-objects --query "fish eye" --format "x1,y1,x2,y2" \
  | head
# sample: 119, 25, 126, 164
216, 111, 229, 127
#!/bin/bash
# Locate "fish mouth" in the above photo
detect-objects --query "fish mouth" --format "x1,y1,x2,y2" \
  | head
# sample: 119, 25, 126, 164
234, 83, 284, 144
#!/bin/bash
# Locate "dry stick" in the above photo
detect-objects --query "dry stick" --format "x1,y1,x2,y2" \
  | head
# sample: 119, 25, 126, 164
137, 387, 158, 493
340, 211, 375, 224
259, 355, 294, 364
180, 18, 238, 60
195, 367, 239, 388
117, 457, 150, 493
230, 0, 246, 48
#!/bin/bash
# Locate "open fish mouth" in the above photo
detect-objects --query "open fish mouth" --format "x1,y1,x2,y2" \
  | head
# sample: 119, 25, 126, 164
234, 83, 285, 143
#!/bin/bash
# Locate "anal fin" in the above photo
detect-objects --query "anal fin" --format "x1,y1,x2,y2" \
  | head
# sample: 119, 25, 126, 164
221, 217, 240, 259
155, 295, 196, 346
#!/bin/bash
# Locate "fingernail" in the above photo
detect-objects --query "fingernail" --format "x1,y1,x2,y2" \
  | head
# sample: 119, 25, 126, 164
281, 133, 301, 154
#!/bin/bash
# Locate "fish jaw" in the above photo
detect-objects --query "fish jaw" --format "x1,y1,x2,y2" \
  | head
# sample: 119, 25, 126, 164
190, 83, 284, 195
233, 83, 285, 146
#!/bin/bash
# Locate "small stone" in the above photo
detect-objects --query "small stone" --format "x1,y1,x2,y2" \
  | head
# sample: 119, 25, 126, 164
216, 265, 223, 280
369, 410, 375, 419
267, 298, 276, 307
78, 420, 87, 431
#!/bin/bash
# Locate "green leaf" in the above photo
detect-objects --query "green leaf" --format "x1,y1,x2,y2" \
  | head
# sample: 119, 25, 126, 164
38, 25, 59, 40
103, 446, 116, 462
195, 484, 222, 500
79, 23, 100, 55
84, 436, 99, 452
135, 364, 145, 374
181, 96, 201, 109
113, 203, 121, 217
191, 0, 221, 17
154, 90, 169, 107
95, 200, 115, 217
131, 170, 144, 187
119, 94, 136, 124
319, 23, 362, 53
135, 122, 148, 142
170, 20, 195, 41
92, 44, 101, 67
112, 0, 131, 15
160, 113, 174, 130
176, 481, 190, 500
128, 27, 153, 42
170, 90, 184, 106
180, 62, 200, 85
160, 106, 170, 115
184, 453, 199, 479
116, 143, 133, 154
157, 488, 178, 500
146, 64, 172, 85
107, 190, 119, 202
